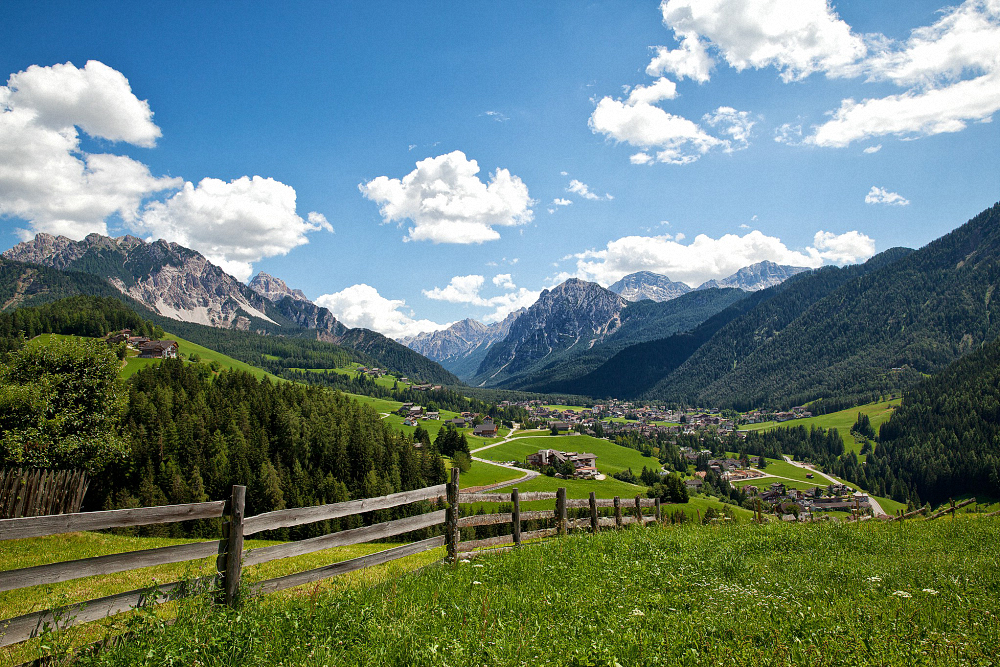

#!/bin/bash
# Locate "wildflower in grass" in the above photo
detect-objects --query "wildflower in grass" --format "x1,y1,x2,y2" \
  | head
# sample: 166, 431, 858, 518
631, 609, 644, 617
922, 588, 939, 595
472, 564, 484, 568
472, 581, 482, 585
867, 576, 881, 583
892, 590, 912, 598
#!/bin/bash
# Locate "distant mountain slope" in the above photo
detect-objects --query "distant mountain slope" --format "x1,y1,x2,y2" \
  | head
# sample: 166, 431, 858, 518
608, 271, 692, 302
495, 288, 749, 392
869, 334, 1000, 504
649, 201, 1000, 408
554, 249, 911, 399
695, 260, 810, 292
608, 262, 808, 303
471, 279, 626, 386
0, 242, 459, 385
3, 233, 282, 330
401, 309, 524, 380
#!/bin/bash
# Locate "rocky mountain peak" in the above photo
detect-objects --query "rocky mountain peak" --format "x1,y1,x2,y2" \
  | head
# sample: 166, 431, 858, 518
608, 271, 693, 302
249, 272, 310, 303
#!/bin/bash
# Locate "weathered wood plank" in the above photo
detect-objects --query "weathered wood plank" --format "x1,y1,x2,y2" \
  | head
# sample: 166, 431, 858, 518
597, 517, 616, 527
243, 484, 447, 536
522, 527, 557, 541
0, 575, 217, 648
223, 485, 245, 607
458, 513, 511, 528
925, 497, 975, 521
0, 501, 226, 541
565, 498, 616, 509
459, 491, 557, 503
519, 510, 554, 522
0, 540, 223, 593
242, 510, 446, 568
459, 534, 513, 551
251, 537, 444, 595
638, 498, 656, 508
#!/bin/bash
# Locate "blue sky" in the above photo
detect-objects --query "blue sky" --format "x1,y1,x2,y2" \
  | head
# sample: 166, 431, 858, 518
1, 1, 998, 338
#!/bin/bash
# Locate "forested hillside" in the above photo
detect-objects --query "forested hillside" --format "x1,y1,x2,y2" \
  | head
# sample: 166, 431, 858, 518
504, 287, 748, 393
869, 335, 1000, 504
654, 203, 1000, 409
541, 255, 898, 398
95, 361, 448, 537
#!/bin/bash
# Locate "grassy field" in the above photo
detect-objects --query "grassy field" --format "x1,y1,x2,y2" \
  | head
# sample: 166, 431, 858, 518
0, 530, 444, 665
475, 434, 661, 476
62, 518, 1000, 666
456, 459, 523, 489
740, 399, 900, 457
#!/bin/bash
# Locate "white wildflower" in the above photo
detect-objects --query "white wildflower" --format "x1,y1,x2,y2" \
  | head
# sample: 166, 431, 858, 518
631, 609, 645, 616
472, 581, 482, 585
922, 588, 939, 595
472, 564, 484, 568
892, 590, 912, 598
867, 576, 881, 583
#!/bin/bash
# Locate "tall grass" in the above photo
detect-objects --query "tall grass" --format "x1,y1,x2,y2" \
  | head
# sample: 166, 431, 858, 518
71, 519, 1000, 666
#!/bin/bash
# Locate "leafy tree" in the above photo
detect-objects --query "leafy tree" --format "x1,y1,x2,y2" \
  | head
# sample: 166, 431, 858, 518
0, 337, 129, 471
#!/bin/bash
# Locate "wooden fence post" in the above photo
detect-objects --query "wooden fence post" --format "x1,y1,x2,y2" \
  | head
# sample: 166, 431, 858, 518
223, 484, 246, 607
589, 492, 598, 533
950, 498, 956, 520
556, 487, 567, 536
634, 495, 642, 525
655, 498, 662, 523
446, 467, 460, 563
613, 496, 622, 528
511, 487, 521, 547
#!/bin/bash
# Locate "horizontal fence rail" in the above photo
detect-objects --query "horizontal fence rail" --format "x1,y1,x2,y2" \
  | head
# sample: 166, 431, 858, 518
0, 501, 227, 542
243, 484, 446, 536
0, 467, 673, 652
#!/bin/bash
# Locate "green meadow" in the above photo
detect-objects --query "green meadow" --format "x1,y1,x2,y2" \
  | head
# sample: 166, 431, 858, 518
740, 399, 900, 457
475, 434, 661, 476
59, 518, 1000, 666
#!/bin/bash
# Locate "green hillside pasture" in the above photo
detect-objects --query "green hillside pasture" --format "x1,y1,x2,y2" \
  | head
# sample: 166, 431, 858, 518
476, 434, 660, 476
541, 404, 588, 412
117, 333, 284, 382
0, 530, 442, 665
741, 398, 900, 457
81, 518, 1000, 666
456, 459, 524, 489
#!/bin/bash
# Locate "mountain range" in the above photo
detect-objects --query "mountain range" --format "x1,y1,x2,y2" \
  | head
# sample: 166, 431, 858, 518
0, 233, 457, 385
605, 261, 808, 302
3, 201, 998, 411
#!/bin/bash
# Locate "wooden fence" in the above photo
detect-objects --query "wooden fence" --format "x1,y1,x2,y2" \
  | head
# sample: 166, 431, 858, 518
0, 468, 664, 649
0, 469, 88, 519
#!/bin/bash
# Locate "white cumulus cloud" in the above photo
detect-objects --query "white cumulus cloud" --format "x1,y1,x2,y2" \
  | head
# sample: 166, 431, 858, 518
552, 198, 573, 206
569, 228, 875, 287
655, 0, 867, 82
812, 230, 877, 262
138, 176, 333, 281
646, 33, 714, 83
625, 77, 679, 105
864, 186, 910, 206
863, 144, 882, 154
315, 284, 449, 340
493, 273, 515, 289
807, 0, 1000, 146
567, 179, 613, 201
423, 274, 539, 323
0, 60, 181, 240
359, 151, 534, 244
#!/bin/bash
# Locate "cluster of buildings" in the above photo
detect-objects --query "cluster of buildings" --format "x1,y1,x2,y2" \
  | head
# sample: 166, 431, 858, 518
743, 482, 871, 521
525, 449, 598, 479
106, 330, 178, 359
